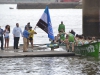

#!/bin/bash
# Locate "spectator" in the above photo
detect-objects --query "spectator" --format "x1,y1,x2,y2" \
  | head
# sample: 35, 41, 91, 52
25, 22, 31, 30
4, 25, 10, 49
23, 27, 29, 52
12, 23, 23, 50
28, 26, 37, 49
0, 26, 4, 50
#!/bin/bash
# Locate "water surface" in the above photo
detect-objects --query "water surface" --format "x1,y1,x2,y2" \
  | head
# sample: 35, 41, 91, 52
0, 4, 99, 75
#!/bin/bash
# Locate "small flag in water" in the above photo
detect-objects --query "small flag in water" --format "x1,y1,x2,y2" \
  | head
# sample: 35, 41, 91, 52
36, 6, 54, 40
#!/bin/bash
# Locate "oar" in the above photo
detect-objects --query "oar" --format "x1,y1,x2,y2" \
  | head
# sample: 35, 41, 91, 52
34, 43, 49, 46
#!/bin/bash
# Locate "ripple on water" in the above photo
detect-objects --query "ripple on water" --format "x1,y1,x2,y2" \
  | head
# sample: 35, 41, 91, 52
0, 57, 100, 75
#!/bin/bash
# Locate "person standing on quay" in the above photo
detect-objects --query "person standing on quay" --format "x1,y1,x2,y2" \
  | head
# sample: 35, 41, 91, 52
58, 21, 65, 33
25, 22, 31, 30
12, 23, 23, 50
4, 25, 10, 49
23, 27, 29, 52
0, 26, 4, 50
28, 26, 37, 49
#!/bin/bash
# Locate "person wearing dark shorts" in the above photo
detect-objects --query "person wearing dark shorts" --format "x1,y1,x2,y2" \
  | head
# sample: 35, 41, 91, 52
28, 26, 37, 49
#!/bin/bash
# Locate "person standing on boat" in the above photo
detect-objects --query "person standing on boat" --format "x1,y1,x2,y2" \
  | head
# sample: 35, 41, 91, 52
0, 26, 4, 50
58, 21, 65, 33
4, 25, 10, 49
27, 26, 37, 49
12, 23, 23, 50
66, 32, 75, 52
23, 27, 29, 52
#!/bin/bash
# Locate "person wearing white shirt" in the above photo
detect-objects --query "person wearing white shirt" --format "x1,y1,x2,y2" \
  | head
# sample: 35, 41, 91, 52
12, 23, 22, 49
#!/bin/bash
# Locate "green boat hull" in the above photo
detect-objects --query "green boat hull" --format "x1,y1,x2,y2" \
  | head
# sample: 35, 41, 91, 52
75, 42, 100, 57
47, 42, 99, 57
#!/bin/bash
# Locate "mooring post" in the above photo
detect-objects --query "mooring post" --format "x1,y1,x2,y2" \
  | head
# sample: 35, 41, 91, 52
83, 0, 100, 37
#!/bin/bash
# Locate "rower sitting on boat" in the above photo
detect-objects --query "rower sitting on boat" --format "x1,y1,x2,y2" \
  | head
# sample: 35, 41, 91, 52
74, 34, 79, 45
83, 37, 90, 45
90, 37, 97, 43
56, 29, 66, 44
66, 31, 75, 52
75, 35, 84, 46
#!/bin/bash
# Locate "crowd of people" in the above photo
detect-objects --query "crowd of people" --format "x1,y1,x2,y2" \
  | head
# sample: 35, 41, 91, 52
0, 21, 97, 52
0, 22, 37, 52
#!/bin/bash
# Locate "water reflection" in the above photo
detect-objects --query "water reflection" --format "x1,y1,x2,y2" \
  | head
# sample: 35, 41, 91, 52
0, 57, 100, 75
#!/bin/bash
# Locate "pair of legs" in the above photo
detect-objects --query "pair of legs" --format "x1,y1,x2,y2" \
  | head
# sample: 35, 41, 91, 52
0, 36, 4, 50
5, 37, 9, 49
14, 37, 20, 49
27, 37, 33, 49
23, 37, 28, 52
65, 39, 74, 52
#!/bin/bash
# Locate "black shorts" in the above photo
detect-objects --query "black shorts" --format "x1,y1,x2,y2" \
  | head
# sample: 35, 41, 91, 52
29, 37, 33, 41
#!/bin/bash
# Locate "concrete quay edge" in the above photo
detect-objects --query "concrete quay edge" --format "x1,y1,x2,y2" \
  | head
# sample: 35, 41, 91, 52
0, 50, 75, 58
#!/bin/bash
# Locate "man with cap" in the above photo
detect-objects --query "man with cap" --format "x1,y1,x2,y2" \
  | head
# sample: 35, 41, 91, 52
25, 22, 31, 30
27, 26, 37, 49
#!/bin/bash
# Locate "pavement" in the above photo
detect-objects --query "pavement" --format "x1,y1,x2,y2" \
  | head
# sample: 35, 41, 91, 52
0, 45, 75, 58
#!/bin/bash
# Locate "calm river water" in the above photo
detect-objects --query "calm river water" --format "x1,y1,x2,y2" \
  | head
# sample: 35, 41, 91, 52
0, 4, 100, 75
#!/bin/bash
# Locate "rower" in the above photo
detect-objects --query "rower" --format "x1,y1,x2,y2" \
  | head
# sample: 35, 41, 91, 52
66, 31, 75, 52
90, 37, 97, 43
56, 29, 66, 44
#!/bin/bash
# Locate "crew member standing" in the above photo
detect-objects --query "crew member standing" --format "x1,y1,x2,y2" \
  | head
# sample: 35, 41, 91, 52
58, 21, 65, 33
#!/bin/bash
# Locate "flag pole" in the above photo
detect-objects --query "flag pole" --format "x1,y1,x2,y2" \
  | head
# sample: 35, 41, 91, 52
34, 25, 37, 30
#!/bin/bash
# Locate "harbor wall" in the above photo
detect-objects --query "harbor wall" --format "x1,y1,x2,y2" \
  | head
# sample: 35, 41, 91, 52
17, 2, 81, 9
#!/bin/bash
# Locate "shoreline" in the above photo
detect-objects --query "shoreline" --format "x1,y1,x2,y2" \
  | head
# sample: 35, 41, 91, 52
17, 2, 82, 9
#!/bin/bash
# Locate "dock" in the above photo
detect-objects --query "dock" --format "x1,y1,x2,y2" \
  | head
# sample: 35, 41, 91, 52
0, 45, 75, 58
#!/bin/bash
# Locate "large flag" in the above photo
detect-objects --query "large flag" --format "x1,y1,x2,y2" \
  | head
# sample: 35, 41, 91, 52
36, 6, 55, 40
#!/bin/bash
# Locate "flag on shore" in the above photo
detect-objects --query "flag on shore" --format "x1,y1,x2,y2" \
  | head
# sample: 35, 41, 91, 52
36, 6, 54, 40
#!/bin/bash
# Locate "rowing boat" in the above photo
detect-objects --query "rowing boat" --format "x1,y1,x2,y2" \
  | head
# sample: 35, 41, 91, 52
47, 42, 100, 57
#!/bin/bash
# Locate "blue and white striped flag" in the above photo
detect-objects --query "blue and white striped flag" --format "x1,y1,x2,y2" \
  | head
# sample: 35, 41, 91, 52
36, 6, 54, 40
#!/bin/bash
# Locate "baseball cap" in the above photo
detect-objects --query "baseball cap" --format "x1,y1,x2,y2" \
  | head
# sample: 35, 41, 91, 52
29, 26, 32, 28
